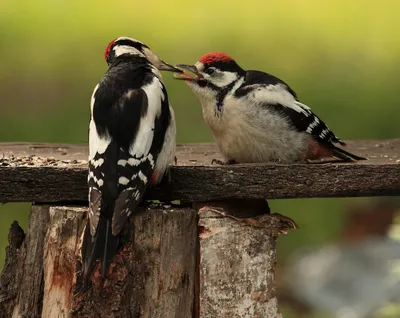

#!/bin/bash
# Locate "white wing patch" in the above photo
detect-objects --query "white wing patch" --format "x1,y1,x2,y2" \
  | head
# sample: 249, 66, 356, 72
129, 78, 164, 157
118, 176, 130, 185
90, 84, 99, 113
306, 117, 320, 133
128, 157, 141, 166
138, 171, 148, 183
89, 84, 111, 160
319, 128, 331, 138
117, 159, 127, 167
89, 120, 111, 160
88, 170, 104, 187
248, 84, 310, 116
154, 105, 176, 180
91, 158, 104, 168
118, 155, 154, 168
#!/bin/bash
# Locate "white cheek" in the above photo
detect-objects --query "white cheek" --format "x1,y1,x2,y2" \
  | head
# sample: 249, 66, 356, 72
113, 45, 142, 58
212, 71, 238, 87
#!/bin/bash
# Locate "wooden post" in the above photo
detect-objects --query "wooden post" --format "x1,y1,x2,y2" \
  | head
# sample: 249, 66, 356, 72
196, 200, 296, 318
0, 205, 197, 318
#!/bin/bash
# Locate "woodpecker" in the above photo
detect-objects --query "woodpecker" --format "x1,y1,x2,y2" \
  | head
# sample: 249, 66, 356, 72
175, 53, 365, 164
82, 37, 180, 287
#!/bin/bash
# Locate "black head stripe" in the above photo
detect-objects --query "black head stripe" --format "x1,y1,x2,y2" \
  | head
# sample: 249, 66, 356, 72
113, 39, 149, 54
107, 39, 150, 65
205, 60, 245, 75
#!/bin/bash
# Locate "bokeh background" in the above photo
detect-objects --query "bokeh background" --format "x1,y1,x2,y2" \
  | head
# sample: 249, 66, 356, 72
1, 1, 399, 317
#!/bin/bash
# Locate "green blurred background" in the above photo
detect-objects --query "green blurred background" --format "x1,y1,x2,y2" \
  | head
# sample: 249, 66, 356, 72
0, 0, 399, 316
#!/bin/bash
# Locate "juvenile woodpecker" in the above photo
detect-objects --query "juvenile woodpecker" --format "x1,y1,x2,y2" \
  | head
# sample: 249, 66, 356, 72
82, 37, 180, 287
175, 53, 365, 164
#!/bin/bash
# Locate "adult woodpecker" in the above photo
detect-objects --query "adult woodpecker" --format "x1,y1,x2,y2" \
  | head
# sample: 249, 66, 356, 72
174, 53, 365, 164
82, 37, 180, 287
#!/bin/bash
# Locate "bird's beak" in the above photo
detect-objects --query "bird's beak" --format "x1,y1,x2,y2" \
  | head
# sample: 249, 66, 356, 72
173, 64, 203, 81
158, 60, 184, 73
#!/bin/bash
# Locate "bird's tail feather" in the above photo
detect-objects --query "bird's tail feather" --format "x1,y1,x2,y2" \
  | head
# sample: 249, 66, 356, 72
329, 144, 367, 162
81, 217, 119, 288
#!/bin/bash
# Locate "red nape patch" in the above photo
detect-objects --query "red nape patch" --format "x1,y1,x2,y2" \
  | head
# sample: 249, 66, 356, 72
104, 38, 118, 61
199, 52, 233, 65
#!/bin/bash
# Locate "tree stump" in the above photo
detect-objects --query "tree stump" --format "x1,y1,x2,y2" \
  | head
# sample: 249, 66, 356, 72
0, 200, 295, 317
0, 205, 198, 318
196, 200, 296, 318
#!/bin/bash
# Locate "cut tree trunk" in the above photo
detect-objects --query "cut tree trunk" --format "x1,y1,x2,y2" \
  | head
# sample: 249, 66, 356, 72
196, 200, 296, 318
0, 205, 198, 318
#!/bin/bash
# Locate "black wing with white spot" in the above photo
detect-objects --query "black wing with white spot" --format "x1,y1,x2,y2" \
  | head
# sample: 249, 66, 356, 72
236, 70, 344, 146
267, 100, 345, 146
89, 61, 171, 236
82, 58, 171, 286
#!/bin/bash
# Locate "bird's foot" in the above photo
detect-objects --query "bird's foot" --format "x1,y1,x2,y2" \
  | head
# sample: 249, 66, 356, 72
211, 159, 236, 165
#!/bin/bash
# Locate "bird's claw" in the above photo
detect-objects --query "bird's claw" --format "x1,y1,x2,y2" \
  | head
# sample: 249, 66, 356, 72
211, 159, 236, 165
211, 159, 225, 165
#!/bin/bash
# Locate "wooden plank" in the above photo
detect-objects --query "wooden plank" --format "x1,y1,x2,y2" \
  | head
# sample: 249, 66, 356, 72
197, 202, 295, 318
0, 140, 399, 202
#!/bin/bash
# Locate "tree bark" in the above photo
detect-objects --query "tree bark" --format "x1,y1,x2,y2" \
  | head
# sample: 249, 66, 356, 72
0, 205, 50, 318
72, 205, 198, 318
42, 206, 87, 318
197, 200, 295, 318
0, 205, 197, 318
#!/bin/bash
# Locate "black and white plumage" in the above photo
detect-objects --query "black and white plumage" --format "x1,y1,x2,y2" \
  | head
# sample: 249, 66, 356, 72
175, 52, 365, 164
82, 37, 179, 287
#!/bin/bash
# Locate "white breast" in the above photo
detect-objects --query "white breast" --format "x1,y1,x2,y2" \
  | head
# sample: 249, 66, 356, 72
201, 96, 311, 163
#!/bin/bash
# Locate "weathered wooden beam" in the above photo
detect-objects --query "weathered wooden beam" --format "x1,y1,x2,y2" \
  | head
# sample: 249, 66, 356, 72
0, 205, 198, 318
196, 200, 296, 318
0, 140, 399, 203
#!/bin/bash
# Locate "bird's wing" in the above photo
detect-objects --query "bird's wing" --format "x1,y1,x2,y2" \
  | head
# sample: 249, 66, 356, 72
88, 74, 171, 237
235, 82, 344, 146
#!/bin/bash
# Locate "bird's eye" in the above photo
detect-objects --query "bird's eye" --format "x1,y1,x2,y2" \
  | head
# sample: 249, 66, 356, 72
204, 68, 215, 75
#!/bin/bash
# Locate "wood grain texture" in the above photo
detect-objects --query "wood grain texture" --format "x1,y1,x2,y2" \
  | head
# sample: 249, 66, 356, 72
198, 203, 287, 318
72, 206, 197, 318
0, 205, 50, 318
0, 205, 197, 317
42, 206, 86, 318
0, 140, 399, 202
0, 221, 25, 318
